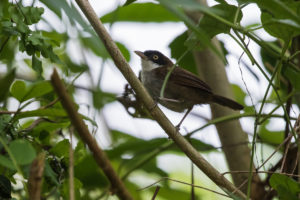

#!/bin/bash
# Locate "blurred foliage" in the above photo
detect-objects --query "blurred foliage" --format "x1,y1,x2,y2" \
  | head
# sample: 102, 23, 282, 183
101, 2, 180, 23
0, 0, 299, 199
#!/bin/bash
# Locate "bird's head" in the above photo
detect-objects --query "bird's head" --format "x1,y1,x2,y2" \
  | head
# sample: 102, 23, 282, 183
134, 50, 173, 71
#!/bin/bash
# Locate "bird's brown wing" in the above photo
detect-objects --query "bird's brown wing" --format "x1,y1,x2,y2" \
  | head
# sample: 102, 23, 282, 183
153, 66, 212, 93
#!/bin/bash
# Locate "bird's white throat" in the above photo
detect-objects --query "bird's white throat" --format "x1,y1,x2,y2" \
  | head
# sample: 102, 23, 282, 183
141, 59, 160, 71
140, 59, 160, 83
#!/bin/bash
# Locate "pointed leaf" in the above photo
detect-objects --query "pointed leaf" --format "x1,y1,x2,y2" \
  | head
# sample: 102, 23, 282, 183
0, 69, 15, 102
9, 139, 36, 165
10, 80, 27, 102
24, 81, 52, 101
101, 3, 179, 23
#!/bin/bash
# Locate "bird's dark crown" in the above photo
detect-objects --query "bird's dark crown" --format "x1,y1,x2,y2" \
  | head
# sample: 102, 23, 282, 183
143, 50, 170, 66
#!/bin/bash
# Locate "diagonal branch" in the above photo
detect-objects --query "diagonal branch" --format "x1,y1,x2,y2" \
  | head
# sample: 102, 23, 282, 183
50, 69, 133, 200
74, 0, 247, 199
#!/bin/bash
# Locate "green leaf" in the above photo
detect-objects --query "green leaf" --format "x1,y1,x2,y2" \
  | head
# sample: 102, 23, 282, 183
24, 81, 52, 101
261, 12, 300, 43
9, 139, 36, 165
260, 41, 280, 72
74, 141, 86, 165
82, 115, 98, 128
14, 108, 67, 120
155, 186, 191, 200
21, 6, 44, 25
107, 130, 215, 159
199, 3, 243, 38
32, 54, 43, 78
0, 0, 10, 19
0, 155, 14, 169
0, 69, 15, 102
42, 31, 68, 46
39, 0, 69, 19
10, 80, 53, 102
0, 20, 18, 36
283, 66, 300, 92
159, 0, 222, 14
92, 89, 116, 109
123, 0, 137, 6
185, 2, 242, 51
121, 156, 168, 178
44, 160, 58, 185
62, 178, 82, 199
231, 84, 246, 105
8, 6, 30, 34
80, 36, 109, 58
41, 0, 90, 29
252, 0, 300, 25
74, 155, 108, 189
270, 174, 300, 200
20, 31, 61, 64
63, 55, 88, 73
50, 139, 70, 160
248, 0, 300, 43
10, 80, 27, 102
32, 122, 70, 138
169, 31, 197, 74
158, 0, 226, 63
117, 42, 130, 62
259, 123, 284, 145
0, 36, 17, 63
101, 3, 179, 23
38, 130, 50, 144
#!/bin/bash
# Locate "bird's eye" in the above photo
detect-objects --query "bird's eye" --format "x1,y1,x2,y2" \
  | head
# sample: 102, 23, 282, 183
153, 55, 159, 60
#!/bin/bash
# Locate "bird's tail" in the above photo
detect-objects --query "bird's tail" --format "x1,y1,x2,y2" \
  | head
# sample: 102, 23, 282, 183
212, 95, 244, 110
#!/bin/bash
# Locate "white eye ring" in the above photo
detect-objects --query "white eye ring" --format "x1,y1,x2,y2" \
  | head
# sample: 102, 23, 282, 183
153, 55, 159, 60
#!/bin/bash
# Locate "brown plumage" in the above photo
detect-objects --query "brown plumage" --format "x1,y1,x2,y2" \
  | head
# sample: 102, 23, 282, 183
135, 50, 243, 128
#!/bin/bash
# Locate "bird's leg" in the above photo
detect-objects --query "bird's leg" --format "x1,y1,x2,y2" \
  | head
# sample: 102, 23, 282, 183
175, 107, 193, 130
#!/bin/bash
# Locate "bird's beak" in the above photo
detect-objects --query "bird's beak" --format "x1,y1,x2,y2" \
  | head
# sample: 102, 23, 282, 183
134, 50, 147, 60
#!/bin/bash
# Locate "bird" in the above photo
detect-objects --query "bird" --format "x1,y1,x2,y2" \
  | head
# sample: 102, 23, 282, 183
134, 50, 244, 129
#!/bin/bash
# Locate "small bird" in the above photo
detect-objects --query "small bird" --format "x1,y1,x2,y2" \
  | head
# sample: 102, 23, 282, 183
134, 50, 244, 128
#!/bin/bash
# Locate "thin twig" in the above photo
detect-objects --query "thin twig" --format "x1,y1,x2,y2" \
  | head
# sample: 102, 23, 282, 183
69, 127, 75, 200
222, 170, 300, 178
258, 133, 293, 170
151, 186, 160, 200
280, 135, 292, 173
280, 81, 293, 172
40, 98, 60, 109
191, 162, 195, 200
138, 177, 231, 199
18, 118, 54, 133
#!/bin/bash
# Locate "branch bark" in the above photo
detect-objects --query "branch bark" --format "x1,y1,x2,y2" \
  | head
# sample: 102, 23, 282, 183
28, 153, 45, 200
50, 69, 133, 200
74, 0, 247, 198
